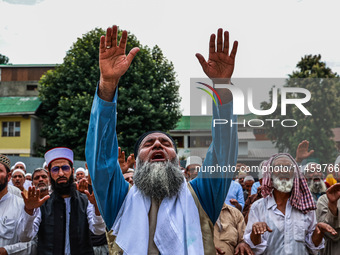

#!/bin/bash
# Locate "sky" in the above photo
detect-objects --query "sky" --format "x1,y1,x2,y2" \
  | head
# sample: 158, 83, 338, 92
1, 0, 340, 114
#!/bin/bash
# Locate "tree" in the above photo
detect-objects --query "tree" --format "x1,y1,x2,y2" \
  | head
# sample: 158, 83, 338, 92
0, 54, 9, 64
260, 55, 340, 164
38, 28, 181, 160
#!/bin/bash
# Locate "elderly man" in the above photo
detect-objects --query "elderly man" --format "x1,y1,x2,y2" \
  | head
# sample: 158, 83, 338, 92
244, 153, 336, 255
31, 167, 50, 198
305, 162, 327, 203
9, 161, 32, 191
19, 147, 106, 255
244, 175, 255, 201
11, 168, 28, 198
0, 155, 37, 255
316, 183, 340, 254
75, 167, 87, 182
185, 156, 202, 181
86, 26, 239, 254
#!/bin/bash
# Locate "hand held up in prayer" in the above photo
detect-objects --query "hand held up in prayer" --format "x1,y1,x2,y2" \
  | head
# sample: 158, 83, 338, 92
250, 222, 272, 245
230, 199, 242, 211
22, 186, 50, 215
234, 241, 254, 255
295, 140, 314, 163
99, 25, 140, 102
118, 147, 135, 174
196, 28, 238, 80
312, 222, 337, 246
327, 183, 340, 216
77, 178, 89, 193
196, 28, 238, 104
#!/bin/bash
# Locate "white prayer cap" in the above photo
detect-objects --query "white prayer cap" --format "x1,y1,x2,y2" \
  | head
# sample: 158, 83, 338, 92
14, 161, 26, 170
244, 175, 255, 182
45, 147, 74, 167
335, 155, 340, 166
42, 161, 47, 169
75, 167, 86, 174
12, 169, 25, 177
25, 173, 32, 177
185, 156, 203, 168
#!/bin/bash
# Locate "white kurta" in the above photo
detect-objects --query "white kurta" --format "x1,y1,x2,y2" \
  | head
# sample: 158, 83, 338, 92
0, 191, 37, 255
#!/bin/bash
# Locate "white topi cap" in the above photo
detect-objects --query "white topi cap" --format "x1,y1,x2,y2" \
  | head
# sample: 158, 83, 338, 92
75, 167, 86, 174
185, 156, 203, 168
45, 147, 74, 167
14, 161, 26, 170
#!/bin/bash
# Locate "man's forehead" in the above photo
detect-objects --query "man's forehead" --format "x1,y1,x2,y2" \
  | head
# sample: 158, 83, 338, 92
35, 170, 48, 176
273, 157, 294, 166
140, 133, 172, 144
51, 159, 70, 166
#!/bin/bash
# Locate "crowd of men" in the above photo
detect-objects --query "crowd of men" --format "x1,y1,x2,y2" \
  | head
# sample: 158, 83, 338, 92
1, 25, 340, 255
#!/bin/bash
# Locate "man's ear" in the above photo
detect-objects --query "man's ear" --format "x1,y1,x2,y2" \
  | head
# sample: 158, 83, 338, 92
7, 172, 11, 182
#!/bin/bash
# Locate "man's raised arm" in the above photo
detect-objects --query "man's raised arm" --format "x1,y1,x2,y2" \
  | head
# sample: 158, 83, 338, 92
85, 26, 139, 228
190, 28, 238, 224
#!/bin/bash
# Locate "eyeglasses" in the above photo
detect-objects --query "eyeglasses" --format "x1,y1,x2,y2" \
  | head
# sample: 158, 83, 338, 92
51, 165, 71, 174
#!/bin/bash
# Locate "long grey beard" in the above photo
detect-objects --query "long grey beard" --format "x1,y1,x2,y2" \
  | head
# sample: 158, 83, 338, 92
309, 180, 327, 193
134, 157, 185, 202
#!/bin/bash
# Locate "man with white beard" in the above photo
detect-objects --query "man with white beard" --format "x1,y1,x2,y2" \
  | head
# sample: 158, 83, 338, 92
304, 162, 327, 203
86, 25, 239, 254
243, 153, 336, 255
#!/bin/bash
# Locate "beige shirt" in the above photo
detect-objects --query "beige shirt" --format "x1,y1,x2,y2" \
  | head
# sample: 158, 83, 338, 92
316, 194, 340, 255
214, 203, 245, 255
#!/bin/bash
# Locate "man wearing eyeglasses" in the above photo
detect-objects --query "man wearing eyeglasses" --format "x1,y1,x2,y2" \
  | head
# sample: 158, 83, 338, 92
19, 147, 106, 255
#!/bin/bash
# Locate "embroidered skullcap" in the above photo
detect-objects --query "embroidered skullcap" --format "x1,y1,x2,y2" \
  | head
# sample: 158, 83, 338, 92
45, 147, 74, 167
0, 154, 11, 170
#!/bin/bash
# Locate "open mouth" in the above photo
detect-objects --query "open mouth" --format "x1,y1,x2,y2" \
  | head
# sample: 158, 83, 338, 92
150, 151, 166, 162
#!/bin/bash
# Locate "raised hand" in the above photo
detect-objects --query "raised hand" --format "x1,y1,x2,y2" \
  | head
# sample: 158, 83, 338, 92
315, 222, 337, 236
22, 186, 50, 215
196, 28, 238, 79
230, 199, 242, 211
118, 147, 135, 174
77, 178, 89, 194
251, 222, 272, 235
234, 241, 254, 255
250, 222, 272, 245
295, 140, 314, 163
327, 183, 340, 215
99, 25, 140, 101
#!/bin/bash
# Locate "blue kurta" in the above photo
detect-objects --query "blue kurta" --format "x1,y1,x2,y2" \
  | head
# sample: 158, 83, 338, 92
85, 88, 238, 229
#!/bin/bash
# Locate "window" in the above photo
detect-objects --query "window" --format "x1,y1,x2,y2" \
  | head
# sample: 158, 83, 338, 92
188, 136, 212, 148
173, 136, 184, 148
2, 122, 20, 137
27, 84, 38, 91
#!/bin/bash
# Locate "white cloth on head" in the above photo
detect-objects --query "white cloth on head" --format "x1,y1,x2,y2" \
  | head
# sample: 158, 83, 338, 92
44, 147, 74, 166
111, 183, 204, 255
12, 169, 25, 177
75, 167, 86, 174
334, 155, 340, 166
244, 175, 255, 182
185, 156, 202, 168
14, 161, 26, 171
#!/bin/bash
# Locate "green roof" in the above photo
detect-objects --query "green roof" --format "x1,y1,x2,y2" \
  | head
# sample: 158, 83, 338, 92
174, 113, 257, 131
0, 97, 41, 115
0, 64, 56, 68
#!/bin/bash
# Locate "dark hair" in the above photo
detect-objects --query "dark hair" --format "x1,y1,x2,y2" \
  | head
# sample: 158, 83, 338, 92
32, 168, 48, 180
3, 164, 10, 174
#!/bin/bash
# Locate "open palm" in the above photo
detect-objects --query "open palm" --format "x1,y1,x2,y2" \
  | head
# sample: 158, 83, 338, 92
196, 29, 238, 79
99, 26, 139, 90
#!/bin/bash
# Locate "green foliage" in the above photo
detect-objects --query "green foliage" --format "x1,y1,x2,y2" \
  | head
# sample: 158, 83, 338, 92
0, 54, 9, 64
260, 55, 340, 164
38, 28, 181, 159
